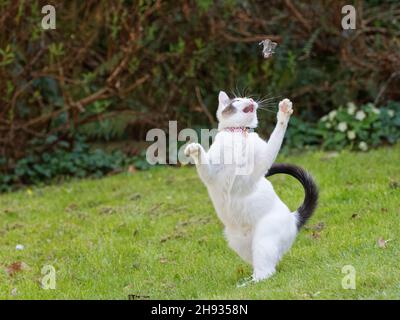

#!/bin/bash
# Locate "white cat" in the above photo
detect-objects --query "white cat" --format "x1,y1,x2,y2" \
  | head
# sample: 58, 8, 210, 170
185, 91, 318, 283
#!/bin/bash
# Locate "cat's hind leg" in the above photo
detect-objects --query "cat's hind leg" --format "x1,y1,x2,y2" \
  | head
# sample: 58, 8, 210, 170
251, 212, 297, 281
251, 238, 280, 281
224, 228, 253, 265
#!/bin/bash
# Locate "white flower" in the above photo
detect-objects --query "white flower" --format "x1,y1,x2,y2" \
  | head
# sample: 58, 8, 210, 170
388, 109, 395, 117
359, 141, 368, 151
355, 110, 366, 121
325, 122, 332, 129
347, 102, 356, 115
16, 244, 24, 250
347, 131, 356, 140
320, 115, 328, 122
328, 110, 337, 121
368, 103, 381, 114
337, 122, 348, 132
372, 108, 380, 114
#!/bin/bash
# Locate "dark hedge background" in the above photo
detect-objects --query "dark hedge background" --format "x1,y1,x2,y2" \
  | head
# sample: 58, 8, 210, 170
0, 0, 399, 188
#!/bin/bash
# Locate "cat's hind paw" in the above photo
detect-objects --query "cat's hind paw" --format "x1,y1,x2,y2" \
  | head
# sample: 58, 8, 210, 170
236, 276, 256, 288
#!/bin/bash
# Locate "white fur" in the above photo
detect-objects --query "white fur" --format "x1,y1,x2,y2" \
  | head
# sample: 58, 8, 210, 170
185, 91, 298, 283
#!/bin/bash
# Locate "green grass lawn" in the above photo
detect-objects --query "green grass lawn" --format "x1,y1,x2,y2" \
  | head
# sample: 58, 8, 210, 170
1, 145, 399, 300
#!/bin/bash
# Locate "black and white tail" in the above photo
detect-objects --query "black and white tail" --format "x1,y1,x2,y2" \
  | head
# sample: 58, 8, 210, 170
266, 163, 318, 229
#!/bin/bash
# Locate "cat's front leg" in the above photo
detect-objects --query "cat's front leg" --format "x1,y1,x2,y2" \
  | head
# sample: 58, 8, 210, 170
254, 99, 293, 177
184, 143, 213, 184
277, 98, 293, 126
266, 98, 293, 161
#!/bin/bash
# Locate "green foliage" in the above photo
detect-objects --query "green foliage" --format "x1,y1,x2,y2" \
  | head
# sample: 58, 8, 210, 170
0, 44, 14, 67
48, 43, 65, 64
283, 117, 322, 152
318, 102, 400, 151
285, 102, 400, 151
132, 150, 152, 171
0, 136, 140, 193
77, 109, 132, 141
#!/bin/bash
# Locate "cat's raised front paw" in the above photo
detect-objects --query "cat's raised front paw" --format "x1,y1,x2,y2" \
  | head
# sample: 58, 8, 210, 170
277, 98, 293, 124
184, 142, 201, 157
279, 98, 293, 115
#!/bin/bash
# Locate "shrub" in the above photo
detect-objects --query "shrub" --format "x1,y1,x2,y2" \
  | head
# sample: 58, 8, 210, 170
285, 101, 400, 151
319, 101, 400, 151
1, 1, 399, 171
0, 136, 149, 193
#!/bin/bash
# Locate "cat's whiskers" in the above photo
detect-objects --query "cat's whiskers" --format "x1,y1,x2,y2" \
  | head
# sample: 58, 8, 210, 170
257, 95, 281, 104
256, 95, 281, 113
257, 108, 277, 114
226, 90, 280, 113
257, 97, 280, 105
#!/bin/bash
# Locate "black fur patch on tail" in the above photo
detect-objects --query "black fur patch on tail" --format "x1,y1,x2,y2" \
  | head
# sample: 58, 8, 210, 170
266, 163, 318, 229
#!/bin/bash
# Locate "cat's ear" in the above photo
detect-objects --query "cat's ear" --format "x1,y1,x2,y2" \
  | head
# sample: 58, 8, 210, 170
218, 91, 230, 106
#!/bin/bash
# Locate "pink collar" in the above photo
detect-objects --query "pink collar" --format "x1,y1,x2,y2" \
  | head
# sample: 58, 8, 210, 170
222, 127, 254, 133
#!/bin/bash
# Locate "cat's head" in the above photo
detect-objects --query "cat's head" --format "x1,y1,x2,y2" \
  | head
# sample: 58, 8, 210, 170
216, 91, 259, 130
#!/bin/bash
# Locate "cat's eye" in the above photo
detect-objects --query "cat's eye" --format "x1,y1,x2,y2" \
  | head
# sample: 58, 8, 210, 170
222, 103, 237, 116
